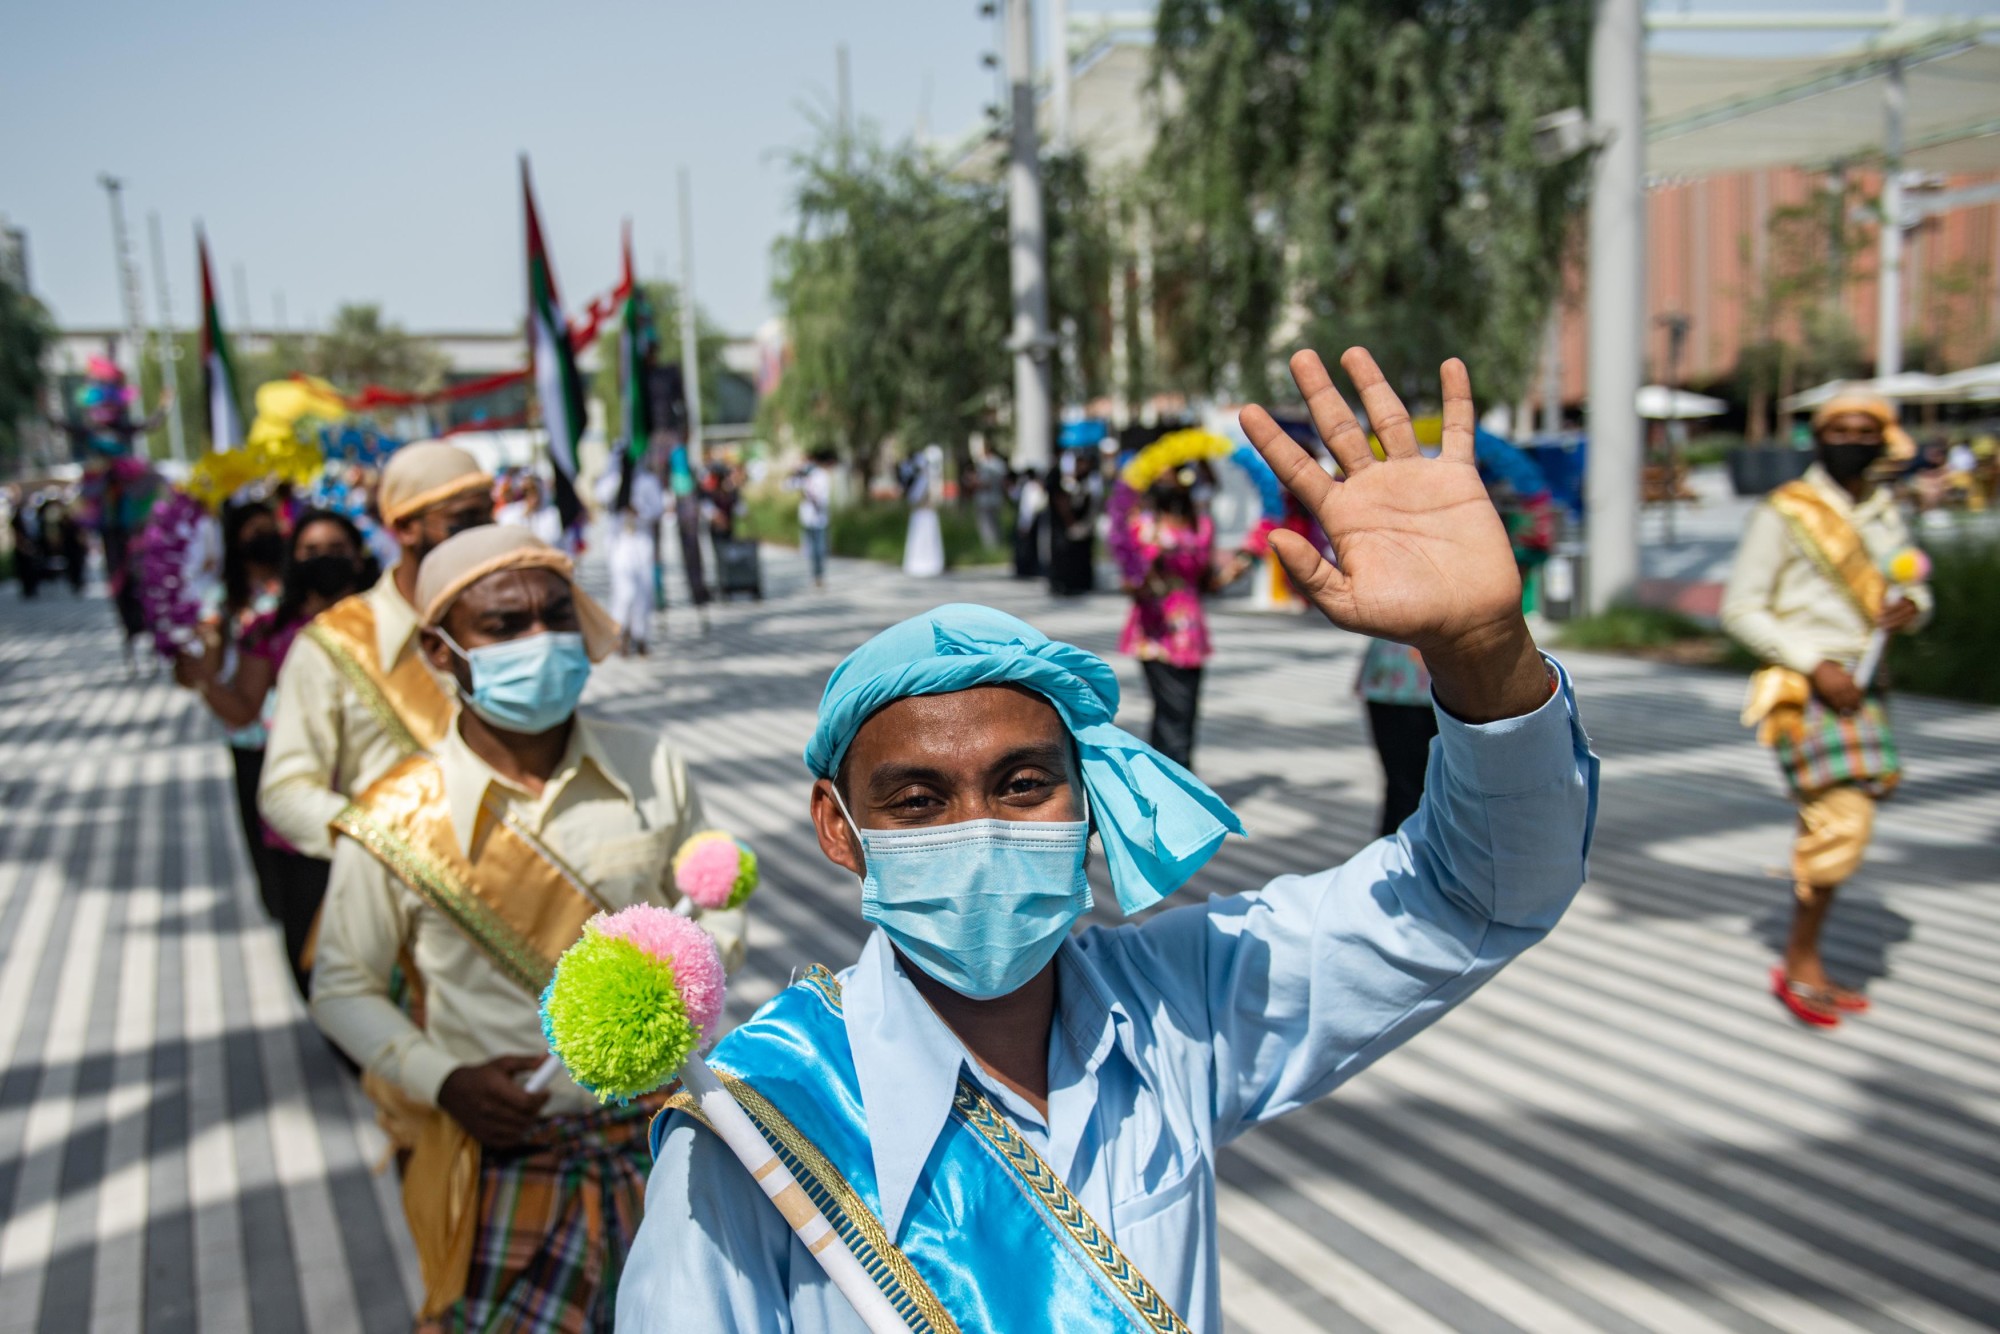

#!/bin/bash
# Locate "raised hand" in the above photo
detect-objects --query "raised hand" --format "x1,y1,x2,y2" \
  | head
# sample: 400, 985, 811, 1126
1241, 348, 1550, 723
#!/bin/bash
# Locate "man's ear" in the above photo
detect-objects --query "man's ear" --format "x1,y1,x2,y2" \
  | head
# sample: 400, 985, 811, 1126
393, 512, 425, 551
419, 627, 456, 677
809, 778, 864, 879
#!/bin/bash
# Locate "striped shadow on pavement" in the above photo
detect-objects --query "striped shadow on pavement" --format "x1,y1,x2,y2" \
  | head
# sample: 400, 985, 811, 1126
0, 536, 1994, 1333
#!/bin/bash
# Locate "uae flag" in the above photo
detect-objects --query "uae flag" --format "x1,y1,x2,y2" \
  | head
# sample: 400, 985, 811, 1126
197, 230, 243, 452
522, 159, 585, 528
613, 221, 651, 512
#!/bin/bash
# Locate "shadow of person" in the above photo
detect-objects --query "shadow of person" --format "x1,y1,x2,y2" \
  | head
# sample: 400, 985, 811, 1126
1750, 887, 1914, 988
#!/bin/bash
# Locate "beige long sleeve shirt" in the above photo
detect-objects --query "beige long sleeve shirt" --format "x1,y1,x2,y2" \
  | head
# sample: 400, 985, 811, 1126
1720, 463, 1933, 676
310, 714, 742, 1117
257, 572, 432, 858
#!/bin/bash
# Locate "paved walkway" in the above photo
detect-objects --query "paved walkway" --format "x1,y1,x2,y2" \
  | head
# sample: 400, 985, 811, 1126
1, 543, 1996, 1333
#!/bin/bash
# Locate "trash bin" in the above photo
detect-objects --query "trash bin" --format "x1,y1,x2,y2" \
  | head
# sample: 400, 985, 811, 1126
1541, 541, 1586, 622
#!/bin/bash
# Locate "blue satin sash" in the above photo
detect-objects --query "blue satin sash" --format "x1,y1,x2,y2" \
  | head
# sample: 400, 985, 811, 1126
655, 967, 1189, 1334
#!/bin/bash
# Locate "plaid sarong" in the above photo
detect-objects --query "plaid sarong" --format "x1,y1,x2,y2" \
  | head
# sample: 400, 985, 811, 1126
1773, 694, 1901, 798
445, 1095, 663, 1334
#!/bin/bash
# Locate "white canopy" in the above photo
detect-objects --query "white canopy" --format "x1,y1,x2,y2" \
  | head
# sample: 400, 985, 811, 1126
1648, 29, 2000, 177
1780, 373, 1953, 412
1637, 385, 1729, 419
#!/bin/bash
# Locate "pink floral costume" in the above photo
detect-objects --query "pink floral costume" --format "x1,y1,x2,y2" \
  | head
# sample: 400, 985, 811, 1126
1117, 512, 1216, 669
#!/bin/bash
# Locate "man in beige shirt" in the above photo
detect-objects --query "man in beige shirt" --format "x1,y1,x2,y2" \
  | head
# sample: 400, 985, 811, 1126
311, 524, 741, 1334
259, 442, 496, 860
256, 444, 494, 991
1721, 396, 1929, 1028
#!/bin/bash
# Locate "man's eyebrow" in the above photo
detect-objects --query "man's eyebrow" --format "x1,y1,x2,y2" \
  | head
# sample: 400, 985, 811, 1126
993, 742, 1071, 772
864, 762, 953, 795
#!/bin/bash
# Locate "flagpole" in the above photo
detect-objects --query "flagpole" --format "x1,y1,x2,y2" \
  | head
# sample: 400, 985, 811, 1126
145, 211, 189, 464
677, 167, 704, 465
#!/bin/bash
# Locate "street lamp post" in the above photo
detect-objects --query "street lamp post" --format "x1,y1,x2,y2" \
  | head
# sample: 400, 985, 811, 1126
1003, 0, 1054, 473
96, 174, 158, 460
1585, 0, 1645, 614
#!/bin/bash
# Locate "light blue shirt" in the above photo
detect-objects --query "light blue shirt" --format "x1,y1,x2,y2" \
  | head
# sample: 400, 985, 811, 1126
618, 661, 1599, 1333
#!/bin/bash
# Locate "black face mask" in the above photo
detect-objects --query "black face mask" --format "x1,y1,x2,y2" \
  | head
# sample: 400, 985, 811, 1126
1819, 442, 1885, 483
294, 555, 360, 600
241, 531, 285, 566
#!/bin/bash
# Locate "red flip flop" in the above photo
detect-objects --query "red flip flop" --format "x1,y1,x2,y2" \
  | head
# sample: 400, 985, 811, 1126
1827, 986, 1871, 1014
1770, 965, 1841, 1028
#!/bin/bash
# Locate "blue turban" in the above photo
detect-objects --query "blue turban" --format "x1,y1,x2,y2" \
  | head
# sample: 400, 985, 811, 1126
805, 604, 1245, 915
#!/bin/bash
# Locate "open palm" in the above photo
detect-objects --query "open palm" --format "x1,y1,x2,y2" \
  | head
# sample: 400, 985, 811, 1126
1241, 349, 1522, 657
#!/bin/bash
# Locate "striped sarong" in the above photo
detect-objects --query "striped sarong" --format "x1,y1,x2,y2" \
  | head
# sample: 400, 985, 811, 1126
445, 1095, 663, 1334
1773, 694, 1901, 798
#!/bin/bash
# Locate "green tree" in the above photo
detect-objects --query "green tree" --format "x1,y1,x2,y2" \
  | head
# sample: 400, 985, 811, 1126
1147, 0, 1592, 405
766, 121, 1110, 476
0, 276, 53, 472
310, 304, 446, 394
1735, 181, 1873, 441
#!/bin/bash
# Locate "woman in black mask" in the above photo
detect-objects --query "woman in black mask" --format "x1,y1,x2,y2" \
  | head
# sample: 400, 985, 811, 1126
184, 509, 375, 990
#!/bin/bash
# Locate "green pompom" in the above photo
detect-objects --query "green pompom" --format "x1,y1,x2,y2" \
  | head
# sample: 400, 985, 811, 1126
540, 930, 696, 1102
728, 840, 759, 909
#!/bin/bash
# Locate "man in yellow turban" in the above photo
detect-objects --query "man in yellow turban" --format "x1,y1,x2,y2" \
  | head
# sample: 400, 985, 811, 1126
1722, 395, 1929, 1027
257, 442, 495, 981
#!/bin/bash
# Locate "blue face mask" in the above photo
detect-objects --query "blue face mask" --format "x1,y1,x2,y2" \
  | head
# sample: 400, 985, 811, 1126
833, 787, 1092, 1000
438, 630, 591, 735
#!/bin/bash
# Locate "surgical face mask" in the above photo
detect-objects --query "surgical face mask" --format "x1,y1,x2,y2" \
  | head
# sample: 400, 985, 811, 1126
438, 629, 591, 735
1818, 441, 1885, 483
832, 785, 1092, 1000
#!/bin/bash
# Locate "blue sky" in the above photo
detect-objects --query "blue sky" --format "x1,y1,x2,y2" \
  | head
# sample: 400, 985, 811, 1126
4, 0, 1992, 337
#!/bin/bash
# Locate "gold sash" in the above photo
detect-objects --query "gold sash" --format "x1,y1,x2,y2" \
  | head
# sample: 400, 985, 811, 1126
302, 594, 452, 757
1765, 479, 1885, 623
1744, 481, 1886, 747
333, 754, 613, 1319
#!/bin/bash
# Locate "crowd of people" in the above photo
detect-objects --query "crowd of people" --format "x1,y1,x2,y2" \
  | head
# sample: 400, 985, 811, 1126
2, 335, 1950, 1332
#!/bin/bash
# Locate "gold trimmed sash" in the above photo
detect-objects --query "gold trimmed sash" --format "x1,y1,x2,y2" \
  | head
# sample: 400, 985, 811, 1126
302, 594, 451, 757
332, 755, 606, 996
1766, 480, 1885, 623
665, 964, 1191, 1334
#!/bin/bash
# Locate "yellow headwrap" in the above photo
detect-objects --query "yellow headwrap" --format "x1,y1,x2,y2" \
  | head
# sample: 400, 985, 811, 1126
1810, 394, 1916, 461
414, 525, 619, 662
379, 442, 493, 525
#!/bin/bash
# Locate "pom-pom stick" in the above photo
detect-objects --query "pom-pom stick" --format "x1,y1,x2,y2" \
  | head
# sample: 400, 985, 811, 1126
536, 906, 914, 1334
1854, 547, 1930, 690
671, 830, 760, 913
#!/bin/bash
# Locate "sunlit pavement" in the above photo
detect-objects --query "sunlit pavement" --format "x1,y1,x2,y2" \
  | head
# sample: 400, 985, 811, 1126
1, 538, 1995, 1333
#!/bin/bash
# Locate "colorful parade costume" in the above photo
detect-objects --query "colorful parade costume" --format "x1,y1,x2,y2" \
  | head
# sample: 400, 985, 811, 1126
1723, 462, 1930, 898
618, 605, 1599, 1333
312, 529, 738, 1332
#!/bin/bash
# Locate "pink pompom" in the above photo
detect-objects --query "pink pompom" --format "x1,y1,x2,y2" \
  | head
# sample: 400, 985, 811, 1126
593, 904, 727, 1042
675, 833, 743, 909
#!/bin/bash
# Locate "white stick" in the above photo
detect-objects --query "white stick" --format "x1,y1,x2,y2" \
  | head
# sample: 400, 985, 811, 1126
524, 1053, 561, 1094
679, 1054, 915, 1334
673, 896, 697, 917
1853, 589, 1902, 690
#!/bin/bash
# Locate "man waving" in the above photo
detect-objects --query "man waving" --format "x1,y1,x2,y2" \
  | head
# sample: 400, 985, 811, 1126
619, 349, 1599, 1333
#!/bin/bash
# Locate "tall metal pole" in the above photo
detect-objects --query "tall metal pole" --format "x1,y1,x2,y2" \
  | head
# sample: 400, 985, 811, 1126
1049, 0, 1072, 153
1004, 0, 1054, 472
97, 174, 156, 458
144, 211, 189, 464
837, 43, 853, 166
1539, 306, 1564, 437
1875, 56, 1905, 378
677, 166, 705, 464
1585, 0, 1645, 614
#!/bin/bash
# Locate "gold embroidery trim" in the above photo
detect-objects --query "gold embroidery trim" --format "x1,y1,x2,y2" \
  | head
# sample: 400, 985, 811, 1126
1768, 481, 1887, 624
332, 804, 552, 995
663, 1065, 958, 1334
481, 797, 617, 916
949, 1083, 1191, 1334
304, 621, 425, 757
